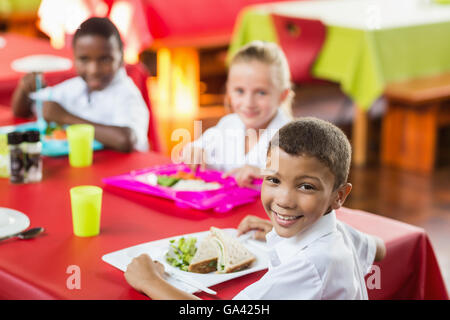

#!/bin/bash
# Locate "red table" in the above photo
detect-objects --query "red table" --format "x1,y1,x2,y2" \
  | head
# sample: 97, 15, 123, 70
0, 104, 34, 126
0, 33, 76, 106
0, 149, 448, 300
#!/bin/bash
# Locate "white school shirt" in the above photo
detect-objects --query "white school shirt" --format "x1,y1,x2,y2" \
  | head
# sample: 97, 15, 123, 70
190, 109, 290, 172
233, 211, 377, 300
30, 68, 149, 151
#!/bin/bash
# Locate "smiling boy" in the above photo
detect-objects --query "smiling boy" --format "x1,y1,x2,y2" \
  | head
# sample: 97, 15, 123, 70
125, 117, 386, 300
12, 17, 149, 152
233, 117, 386, 299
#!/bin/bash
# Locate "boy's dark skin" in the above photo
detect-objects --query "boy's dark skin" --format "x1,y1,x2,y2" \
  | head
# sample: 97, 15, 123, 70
12, 34, 136, 153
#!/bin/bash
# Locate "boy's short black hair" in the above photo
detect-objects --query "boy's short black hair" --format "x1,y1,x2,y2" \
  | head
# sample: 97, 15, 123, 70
72, 17, 123, 52
269, 117, 352, 190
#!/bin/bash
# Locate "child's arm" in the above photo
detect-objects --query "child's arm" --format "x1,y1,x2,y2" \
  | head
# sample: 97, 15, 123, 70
224, 165, 262, 188
43, 101, 136, 152
373, 235, 386, 262
236, 215, 273, 241
11, 73, 40, 118
124, 254, 200, 300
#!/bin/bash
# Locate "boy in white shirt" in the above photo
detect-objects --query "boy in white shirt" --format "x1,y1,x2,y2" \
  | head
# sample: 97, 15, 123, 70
12, 17, 149, 152
124, 117, 386, 300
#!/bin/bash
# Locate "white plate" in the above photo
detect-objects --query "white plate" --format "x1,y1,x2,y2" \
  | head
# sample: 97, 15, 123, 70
0, 207, 30, 238
102, 229, 270, 294
11, 54, 72, 73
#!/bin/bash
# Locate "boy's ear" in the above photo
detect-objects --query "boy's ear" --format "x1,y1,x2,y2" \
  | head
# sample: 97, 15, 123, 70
331, 183, 352, 210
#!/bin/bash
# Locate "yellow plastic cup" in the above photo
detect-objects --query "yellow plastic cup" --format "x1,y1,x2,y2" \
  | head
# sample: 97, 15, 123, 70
70, 185, 103, 237
67, 124, 94, 167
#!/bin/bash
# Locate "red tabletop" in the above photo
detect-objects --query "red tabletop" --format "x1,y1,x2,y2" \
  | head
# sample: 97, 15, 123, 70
0, 149, 448, 300
0, 33, 76, 106
0, 104, 34, 126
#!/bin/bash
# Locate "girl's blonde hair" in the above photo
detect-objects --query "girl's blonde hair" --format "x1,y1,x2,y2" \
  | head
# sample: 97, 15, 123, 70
227, 41, 295, 118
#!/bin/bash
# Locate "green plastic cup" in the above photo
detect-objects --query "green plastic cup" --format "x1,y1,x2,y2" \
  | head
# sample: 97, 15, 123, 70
70, 185, 103, 237
67, 124, 95, 167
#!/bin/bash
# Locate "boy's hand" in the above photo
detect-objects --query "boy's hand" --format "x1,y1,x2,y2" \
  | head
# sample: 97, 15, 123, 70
18, 72, 44, 94
224, 165, 262, 188
374, 236, 386, 262
124, 254, 165, 294
237, 215, 273, 241
178, 145, 207, 172
12, 73, 45, 118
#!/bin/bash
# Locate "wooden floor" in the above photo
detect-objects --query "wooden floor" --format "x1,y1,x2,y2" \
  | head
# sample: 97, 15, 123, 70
346, 164, 450, 293
291, 85, 450, 294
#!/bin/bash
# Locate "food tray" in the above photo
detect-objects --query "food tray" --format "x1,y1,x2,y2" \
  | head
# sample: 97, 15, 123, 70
102, 163, 261, 212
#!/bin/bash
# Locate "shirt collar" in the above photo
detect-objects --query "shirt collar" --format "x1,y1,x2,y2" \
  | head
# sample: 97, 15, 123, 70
110, 67, 127, 85
249, 108, 288, 149
267, 210, 337, 264
266, 108, 289, 132
83, 67, 127, 94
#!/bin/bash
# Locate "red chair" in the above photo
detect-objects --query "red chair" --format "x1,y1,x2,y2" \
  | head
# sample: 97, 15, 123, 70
271, 14, 326, 83
125, 63, 161, 152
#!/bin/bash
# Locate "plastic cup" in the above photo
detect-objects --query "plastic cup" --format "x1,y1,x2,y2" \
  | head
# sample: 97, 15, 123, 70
67, 124, 94, 167
70, 185, 103, 237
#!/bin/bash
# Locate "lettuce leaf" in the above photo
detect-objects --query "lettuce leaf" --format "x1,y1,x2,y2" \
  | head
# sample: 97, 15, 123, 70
165, 237, 197, 271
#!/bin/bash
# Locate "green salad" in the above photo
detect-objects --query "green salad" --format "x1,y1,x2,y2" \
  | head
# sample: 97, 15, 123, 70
157, 175, 180, 187
44, 123, 65, 135
165, 237, 197, 271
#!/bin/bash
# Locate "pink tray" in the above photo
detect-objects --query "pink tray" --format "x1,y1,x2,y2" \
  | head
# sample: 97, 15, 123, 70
102, 164, 261, 213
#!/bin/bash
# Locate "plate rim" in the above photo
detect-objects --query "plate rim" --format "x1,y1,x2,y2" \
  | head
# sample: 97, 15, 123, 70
11, 54, 73, 73
0, 207, 30, 237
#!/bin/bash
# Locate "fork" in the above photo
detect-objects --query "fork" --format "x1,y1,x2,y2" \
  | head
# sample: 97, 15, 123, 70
163, 268, 217, 295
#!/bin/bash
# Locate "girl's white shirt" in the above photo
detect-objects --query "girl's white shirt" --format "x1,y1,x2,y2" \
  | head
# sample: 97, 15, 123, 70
29, 68, 149, 151
190, 108, 290, 172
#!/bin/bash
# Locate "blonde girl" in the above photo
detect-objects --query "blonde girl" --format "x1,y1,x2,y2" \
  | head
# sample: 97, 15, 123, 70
179, 40, 294, 187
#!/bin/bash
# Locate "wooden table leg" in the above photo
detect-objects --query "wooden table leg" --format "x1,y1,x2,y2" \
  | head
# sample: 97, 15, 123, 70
352, 106, 368, 166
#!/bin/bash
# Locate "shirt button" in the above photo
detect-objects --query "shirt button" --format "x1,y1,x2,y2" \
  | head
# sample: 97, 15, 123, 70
268, 249, 281, 267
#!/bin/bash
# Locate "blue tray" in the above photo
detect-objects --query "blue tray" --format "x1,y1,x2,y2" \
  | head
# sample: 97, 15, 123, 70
0, 121, 103, 157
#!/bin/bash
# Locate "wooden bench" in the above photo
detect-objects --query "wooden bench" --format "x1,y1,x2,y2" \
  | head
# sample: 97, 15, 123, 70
382, 72, 450, 173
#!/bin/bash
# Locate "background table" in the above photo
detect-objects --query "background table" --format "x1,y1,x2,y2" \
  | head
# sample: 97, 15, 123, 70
0, 33, 76, 106
229, 0, 450, 166
0, 149, 447, 300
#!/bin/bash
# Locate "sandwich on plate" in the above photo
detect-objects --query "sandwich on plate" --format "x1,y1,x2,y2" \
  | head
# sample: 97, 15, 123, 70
188, 227, 256, 274
187, 235, 218, 273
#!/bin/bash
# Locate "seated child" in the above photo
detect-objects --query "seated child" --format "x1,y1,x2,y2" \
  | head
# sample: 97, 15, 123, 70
178, 40, 294, 187
11, 17, 149, 152
124, 117, 386, 300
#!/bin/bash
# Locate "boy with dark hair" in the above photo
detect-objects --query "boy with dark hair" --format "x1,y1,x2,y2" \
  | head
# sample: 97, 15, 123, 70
72, 17, 124, 54
124, 117, 386, 299
12, 17, 149, 152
